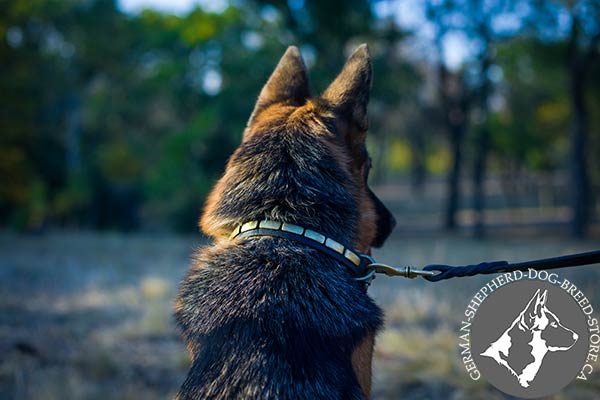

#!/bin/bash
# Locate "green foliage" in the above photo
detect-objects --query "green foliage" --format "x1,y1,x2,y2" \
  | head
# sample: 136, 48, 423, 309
143, 110, 217, 231
0, 0, 598, 231
53, 172, 91, 226
491, 38, 571, 171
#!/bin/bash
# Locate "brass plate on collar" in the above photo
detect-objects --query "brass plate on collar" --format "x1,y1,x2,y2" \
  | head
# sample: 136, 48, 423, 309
325, 238, 344, 254
304, 229, 326, 244
281, 223, 304, 235
259, 220, 281, 230
344, 249, 361, 266
229, 225, 241, 239
240, 221, 258, 232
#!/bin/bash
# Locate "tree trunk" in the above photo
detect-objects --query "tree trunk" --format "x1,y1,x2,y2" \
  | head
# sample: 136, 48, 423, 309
445, 123, 464, 229
409, 124, 426, 196
569, 57, 589, 238
438, 61, 469, 230
566, 23, 598, 238
472, 48, 492, 238
472, 125, 489, 237
65, 90, 82, 174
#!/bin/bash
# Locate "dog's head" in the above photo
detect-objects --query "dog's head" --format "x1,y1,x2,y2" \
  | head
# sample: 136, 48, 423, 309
520, 289, 579, 351
201, 45, 395, 252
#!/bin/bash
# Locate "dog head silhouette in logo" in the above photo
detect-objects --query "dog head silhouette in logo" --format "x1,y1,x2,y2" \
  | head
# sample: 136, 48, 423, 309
480, 288, 579, 388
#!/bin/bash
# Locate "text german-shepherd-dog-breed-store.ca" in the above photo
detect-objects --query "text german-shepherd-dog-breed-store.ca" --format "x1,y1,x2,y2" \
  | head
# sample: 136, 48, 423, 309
175, 44, 396, 400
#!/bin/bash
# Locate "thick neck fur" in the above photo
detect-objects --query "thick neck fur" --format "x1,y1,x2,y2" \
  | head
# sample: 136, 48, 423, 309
201, 116, 359, 246
176, 122, 381, 399
518, 331, 548, 387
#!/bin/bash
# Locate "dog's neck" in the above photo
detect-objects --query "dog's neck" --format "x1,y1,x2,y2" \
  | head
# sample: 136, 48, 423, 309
203, 130, 361, 245
229, 219, 374, 281
518, 331, 549, 387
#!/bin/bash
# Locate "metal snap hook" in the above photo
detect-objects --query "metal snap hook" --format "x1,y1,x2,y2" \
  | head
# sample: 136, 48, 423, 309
354, 269, 376, 282
366, 263, 438, 279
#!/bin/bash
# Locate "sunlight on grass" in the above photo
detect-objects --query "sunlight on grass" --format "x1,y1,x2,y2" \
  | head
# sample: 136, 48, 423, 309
140, 277, 170, 300
384, 287, 453, 325
376, 326, 457, 378
53, 286, 140, 312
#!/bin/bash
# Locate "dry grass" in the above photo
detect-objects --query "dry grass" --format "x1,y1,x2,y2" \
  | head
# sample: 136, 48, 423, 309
0, 230, 598, 399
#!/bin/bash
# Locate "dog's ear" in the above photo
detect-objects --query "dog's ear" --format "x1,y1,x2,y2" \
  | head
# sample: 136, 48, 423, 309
322, 43, 372, 132
520, 289, 542, 329
534, 289, 548, 316
246, 46, 310, 129
523, 289, 547, 323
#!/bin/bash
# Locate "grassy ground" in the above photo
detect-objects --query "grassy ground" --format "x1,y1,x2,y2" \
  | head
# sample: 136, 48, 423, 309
0, 230, 599, 399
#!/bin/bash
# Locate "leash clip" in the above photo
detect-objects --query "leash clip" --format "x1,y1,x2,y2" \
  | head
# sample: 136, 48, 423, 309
367, 263, 438, 279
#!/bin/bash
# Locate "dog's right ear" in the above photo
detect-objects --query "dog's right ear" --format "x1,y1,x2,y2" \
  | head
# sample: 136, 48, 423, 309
322, 44, 372, 132
245, 46, 310, 132
534, 289, 548, 316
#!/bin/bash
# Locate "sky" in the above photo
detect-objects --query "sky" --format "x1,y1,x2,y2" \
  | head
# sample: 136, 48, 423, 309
119, 0, 227, 15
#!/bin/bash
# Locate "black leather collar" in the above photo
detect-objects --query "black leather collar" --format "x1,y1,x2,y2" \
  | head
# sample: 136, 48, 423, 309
229, 220, 374, 281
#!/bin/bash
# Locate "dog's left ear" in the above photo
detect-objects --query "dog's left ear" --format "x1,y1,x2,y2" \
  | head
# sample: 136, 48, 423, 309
246, 46, 310, 129
520, 288, 543, 329
322, 43, 372, 132
526, 289, 548, 322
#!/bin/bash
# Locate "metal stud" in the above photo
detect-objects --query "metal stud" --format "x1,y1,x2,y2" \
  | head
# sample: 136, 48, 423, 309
344, 249, 361, 266
240, 220, 258, 232
325, 238, 344, 254
229, 225, 241, 240
281, 223, 304, 235
259, 220, 281, 230
304, 229, 326, 244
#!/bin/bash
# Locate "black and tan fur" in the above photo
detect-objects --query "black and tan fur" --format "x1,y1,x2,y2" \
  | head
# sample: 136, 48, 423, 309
175, 44, 396, 399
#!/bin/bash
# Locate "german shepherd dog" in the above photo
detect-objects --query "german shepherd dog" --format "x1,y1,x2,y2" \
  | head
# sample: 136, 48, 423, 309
175, 44, 396, 399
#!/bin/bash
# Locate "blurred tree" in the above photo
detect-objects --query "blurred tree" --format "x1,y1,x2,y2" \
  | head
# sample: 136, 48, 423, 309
462, 0, 503, 238
527, 0, 600, 237
0, 0, 75, 229
491, 37, 570, 218
1, 0, 597, 236
425, 1, 471, 231
427, 0, 531, 235
1, 0, 295, 231
460, 0, 524, 237
564, 0, 600, 237
369, 21, 422, 185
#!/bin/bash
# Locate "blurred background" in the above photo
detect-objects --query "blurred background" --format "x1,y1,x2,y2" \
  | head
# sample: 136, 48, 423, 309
1, 0, 599, 399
